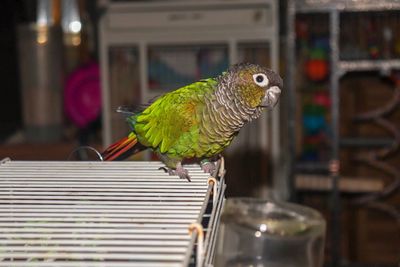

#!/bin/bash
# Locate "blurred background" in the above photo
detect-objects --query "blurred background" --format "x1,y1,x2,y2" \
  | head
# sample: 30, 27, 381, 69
0, 0, 399, 266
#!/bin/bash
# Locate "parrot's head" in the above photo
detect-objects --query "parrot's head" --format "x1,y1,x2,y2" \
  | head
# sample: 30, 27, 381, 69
219, 63, 282, 110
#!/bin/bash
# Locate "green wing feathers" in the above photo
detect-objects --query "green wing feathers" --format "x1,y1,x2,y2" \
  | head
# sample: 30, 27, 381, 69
133, 79, 216, 156
103, 78, 218, 163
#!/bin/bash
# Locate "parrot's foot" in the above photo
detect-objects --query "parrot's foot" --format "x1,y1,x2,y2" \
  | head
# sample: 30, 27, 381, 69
159, 163, 191, 182
200, 160, 216, 175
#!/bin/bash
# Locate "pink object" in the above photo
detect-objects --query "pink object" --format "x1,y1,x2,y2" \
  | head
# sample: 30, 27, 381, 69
313, 91, 331, 107
64, 62, 101, 128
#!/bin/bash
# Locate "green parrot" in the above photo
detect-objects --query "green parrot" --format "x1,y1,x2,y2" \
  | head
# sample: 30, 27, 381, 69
102, 63, 282, 181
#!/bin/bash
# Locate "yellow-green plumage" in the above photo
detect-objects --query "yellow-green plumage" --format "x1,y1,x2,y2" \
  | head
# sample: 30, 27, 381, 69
132, 79, 220, 167
102, 63, 282, 180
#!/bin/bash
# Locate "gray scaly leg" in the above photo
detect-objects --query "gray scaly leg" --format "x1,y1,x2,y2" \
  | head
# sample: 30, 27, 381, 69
159, 162, 191, 182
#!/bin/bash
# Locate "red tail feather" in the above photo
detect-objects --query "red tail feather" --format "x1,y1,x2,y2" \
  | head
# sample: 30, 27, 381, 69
102, 134, 138, 161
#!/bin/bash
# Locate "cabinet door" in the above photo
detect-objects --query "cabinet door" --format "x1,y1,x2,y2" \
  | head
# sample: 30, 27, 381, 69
146, 44, 229, 101
107, 46, 141, 141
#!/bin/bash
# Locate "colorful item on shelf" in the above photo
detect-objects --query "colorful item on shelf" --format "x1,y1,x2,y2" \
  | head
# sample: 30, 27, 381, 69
303, 114, 326, 135
303, 103, 326, 115
304, 133, 324, 146
301, 147, 319, 161
302, 98, 328, 159
305, 59, 328, 81
64, 62, 101, 128
305, 48, 328, 82
368, 43, 380, 59
313, 91, 331, 108
296, 20, 309, 40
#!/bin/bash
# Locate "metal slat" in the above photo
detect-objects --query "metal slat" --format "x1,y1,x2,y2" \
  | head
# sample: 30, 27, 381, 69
0, 263, 182, 267
0, 208, 200, 213
0, 227, 191, 234
0, 200, 203, 206
0, 233, 191, 241
1, 239, 190, 246
1, 246, 188, 253
0, 219, 196, 225
0, 252, 185, 261
0, 222, 192, 228
204, 177, 226, 265
0, 196, 206, 201
0, 204, 200, 210
0, 212, 197, 221
0, 159, 226, 266
0, 183, 207, 188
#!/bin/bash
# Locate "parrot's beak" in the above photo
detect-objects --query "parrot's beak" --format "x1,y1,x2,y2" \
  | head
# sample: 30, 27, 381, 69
261, 86, 281, 108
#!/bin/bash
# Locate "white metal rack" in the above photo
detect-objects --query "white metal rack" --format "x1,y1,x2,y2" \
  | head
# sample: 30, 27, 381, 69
0, 158, 225, 266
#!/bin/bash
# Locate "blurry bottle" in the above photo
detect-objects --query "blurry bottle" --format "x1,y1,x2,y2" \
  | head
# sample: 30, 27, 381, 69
17, 0, 64, 143
62, 0, 93, 75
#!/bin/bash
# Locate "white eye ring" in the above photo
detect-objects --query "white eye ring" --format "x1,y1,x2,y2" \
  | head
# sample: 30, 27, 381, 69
252, 73, 269, 87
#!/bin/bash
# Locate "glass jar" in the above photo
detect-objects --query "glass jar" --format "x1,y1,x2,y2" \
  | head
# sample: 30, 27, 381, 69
214, 198, 326, 267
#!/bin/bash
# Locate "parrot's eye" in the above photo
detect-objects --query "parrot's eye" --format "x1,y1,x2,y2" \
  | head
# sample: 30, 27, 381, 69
253, 73, 269, 87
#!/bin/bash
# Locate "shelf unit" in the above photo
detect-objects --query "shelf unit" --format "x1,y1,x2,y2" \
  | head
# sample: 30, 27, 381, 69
287, 0, 400, 266
99, 0, 283, 192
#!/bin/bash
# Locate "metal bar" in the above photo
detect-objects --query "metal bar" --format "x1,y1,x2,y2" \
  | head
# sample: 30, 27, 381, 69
0, 207, 201, 213
0, 213, 199, 218
99, 15, 112, 147
204, 178, 226, 265
0, 252, 185, 261
0, 200, 204, 205
339, 59, 400, 73
0, 182, 206, 187
1, 239, 190, 246
295, 162, 329, 173
201, 163, 226, 265
0, 223, 194, 229
340, 137, 394, 148
0, 204, 201, 209
0, 196, 206, 201
0, 228, 191, 234
182, 183, 213, 267
0, 222, 193, 228
203, 176, 224, 257
183, 229, 197, 267
295, 0, 400, 13
295, 174, 384, 193
0, 217, 197, 223
0, 179, 207, 184
0, 233, 193, 241
287, 0, 297, 201
329, 9, 342, 267
0, 246, 187, 253
207, 195, 225, 264
340, 263, 398, 267
0, 190, 206, 195
0, 263, 181, 267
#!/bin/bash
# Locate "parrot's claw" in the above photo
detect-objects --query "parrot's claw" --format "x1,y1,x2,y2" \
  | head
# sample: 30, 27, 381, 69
159, 165, 191, 182
159, 166, 169, 173
200, 161, 216, 174
174, 167, 191, 182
